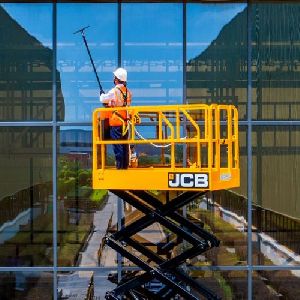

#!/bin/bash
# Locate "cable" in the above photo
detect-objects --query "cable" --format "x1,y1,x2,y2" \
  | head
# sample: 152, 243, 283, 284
129, 121, 186, 148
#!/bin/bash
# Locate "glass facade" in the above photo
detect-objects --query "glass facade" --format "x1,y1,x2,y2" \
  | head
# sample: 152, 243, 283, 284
187, 3, 248, 118
0, 4, 55, 122
1, 2, 300, 299
0, 127, 53, 267
0, 272, 53, 299
122, 3, 183, 106
57, 3, 118, 122
252, 4, 300, 121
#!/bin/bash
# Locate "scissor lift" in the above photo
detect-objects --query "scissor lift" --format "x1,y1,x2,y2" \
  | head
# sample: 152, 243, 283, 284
92, 104, 240, 299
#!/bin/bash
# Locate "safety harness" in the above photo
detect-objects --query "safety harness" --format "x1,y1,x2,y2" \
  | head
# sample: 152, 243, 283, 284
112, 86, 130, 136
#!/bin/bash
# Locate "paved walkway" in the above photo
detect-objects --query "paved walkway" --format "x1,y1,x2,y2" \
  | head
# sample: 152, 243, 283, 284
58, 192, 117, 299
58, 192, 166, 299
80, 193, 117, 267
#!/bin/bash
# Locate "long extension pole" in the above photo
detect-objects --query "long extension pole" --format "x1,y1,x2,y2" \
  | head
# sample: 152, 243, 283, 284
74, 26, 105, 94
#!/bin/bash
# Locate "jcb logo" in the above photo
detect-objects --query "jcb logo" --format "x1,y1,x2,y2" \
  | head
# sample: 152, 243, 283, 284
168, 173, 209, 188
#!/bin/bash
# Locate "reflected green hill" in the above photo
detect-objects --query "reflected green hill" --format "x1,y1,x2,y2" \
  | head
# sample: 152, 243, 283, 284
187, 3, 300, 219
0, 6, 64, 121
187, 4, 300, 110
0, 7, 64, 203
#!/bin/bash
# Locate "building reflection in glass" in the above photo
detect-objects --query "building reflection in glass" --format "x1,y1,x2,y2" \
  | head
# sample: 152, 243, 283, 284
1, 2, 300, 298
252, 4, 300, 120
58, 126, 96, 267
0, 127, 53, 267
187, 3, 300, 207
252, 270, 300, 299
187, 3, 300, 267
0, 4, 64, 121
187, 3, 247, 117
0, 272, 53, 299
0, 4, 63, 267
187, 3, 300, 120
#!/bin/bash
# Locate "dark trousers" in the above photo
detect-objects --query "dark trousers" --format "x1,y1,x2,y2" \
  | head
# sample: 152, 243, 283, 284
110, 126, 129, 169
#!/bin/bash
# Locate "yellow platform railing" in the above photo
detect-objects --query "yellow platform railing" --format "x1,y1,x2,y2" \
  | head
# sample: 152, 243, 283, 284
93, 104, 239, 191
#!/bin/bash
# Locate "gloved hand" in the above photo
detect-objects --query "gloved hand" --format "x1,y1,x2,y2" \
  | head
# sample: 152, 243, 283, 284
100, 89, 105, 96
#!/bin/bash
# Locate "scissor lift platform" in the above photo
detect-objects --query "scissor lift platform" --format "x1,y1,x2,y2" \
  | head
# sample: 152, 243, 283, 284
93, 104, 239, 191
105, 190, 222, 300
92, 103, 240, 299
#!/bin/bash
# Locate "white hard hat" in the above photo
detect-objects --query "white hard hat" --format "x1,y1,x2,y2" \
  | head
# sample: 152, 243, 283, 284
113, 68, 127, 82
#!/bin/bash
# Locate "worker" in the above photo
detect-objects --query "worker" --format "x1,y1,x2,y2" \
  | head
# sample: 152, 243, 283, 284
100, 67, 132, 169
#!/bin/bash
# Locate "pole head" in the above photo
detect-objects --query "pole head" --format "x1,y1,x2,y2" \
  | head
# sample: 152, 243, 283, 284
73, 25, 90, 35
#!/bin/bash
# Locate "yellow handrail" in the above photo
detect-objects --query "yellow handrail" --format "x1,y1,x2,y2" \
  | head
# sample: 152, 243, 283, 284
92, 103, 240, 191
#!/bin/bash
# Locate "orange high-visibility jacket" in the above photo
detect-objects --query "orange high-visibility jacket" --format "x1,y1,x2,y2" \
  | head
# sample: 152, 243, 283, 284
99, 84, 132, 126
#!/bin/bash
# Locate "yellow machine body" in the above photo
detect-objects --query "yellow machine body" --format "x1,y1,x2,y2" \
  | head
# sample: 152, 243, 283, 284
93, 104, 240, 191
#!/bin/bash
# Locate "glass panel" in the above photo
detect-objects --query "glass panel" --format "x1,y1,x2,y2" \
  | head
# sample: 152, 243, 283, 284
58, 269, 247, 299
57, 126, 112, 267
0, 4, 53, 121
122, 3, 183, 106
57, 4, 117, 122
0, 127, 53, 267
0, 272, 53, 299
252, 126, 300, 266
58, 270, 116, 299
189, 270, 248, 299
252, 3, 300, 120
188, 126, 247, 266
187, 3, 247, 119
253, 270, 300, 299
188, 194, 247, 267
